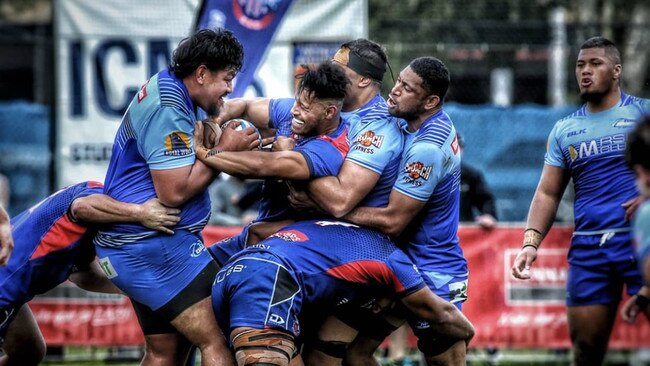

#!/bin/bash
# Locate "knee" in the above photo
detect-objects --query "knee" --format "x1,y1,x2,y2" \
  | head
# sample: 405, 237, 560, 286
232, 328, 297, 366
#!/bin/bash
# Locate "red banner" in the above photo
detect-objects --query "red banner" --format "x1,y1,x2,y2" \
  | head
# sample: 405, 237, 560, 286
29, 225, 650, 348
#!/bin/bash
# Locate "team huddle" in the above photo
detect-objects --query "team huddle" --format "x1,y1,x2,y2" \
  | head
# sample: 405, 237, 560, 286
0, 28, 649, 366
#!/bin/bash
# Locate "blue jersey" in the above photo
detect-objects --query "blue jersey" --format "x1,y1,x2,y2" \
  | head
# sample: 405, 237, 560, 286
343, 94, 404, 208
255, 98, 351, 222
634, 200, 650, 270
545, 92, 650, 234
212, 220, 425, 336
0, 181, 102, 309
394, 110, 467, 275
97, 69, 210, 247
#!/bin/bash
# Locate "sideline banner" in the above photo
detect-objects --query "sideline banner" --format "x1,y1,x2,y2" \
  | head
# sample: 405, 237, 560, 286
32, 226, 650, 347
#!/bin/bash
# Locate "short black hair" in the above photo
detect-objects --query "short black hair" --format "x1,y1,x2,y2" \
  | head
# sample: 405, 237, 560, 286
625, 114, 650, 170
296, 61, 349, 102
580, 36, 621, 64
409, 56, 450, 101
170, 28, 244, 79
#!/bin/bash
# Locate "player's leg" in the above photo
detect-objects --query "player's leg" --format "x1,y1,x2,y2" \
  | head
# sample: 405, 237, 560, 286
230, 327, 298, 366
131, 300, 193, 366
0, 305, 46, 366
96, 231, 231, 366
170, 297, 234, 366
567, 304, 616, 366
303, 315, 358, 366
212, 255, 302, 366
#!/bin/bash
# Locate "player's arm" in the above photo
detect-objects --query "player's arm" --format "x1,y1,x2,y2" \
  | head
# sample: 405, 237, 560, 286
0, 205, 13, 266
198, 148, 311, 180
344, 189, 426, 237
69, 259, 123, 295
213, 98, 273, 130
400, 287, 474, 343
511, 164, 570, 279
306, 161, 381, 218
70, 195, 181, 235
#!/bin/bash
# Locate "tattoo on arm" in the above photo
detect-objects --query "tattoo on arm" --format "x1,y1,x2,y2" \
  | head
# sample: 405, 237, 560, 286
205, 149, 223, 159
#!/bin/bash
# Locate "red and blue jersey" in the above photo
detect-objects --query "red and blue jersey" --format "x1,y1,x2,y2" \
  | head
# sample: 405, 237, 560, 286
255, 98, 351, 223
0, 181, 102, 309
97, 69, 211, 247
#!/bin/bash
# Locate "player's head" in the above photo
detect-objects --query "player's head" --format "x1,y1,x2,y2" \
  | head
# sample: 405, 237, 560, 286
170, 28, 244, 115
625, 114, 650, 198
387, 56, 449, 122
291, 61, 349, 137
333, 39, 388, 86
576, 36, 621, 103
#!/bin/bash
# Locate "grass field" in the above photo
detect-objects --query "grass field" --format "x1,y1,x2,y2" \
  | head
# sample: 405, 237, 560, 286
39, 346, 650, 365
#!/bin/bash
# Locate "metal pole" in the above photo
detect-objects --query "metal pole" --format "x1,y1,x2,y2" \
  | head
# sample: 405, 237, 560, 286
548, 6, 567, 107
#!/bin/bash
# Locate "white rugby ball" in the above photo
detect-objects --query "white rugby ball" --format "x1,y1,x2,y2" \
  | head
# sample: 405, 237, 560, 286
221, 118, 263, 149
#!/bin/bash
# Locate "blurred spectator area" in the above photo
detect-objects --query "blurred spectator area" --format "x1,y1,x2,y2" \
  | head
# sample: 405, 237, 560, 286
449, 103, 576, 222
0, 101, 51, 216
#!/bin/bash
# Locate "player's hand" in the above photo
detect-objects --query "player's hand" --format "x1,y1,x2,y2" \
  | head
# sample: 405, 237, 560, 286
272, 136, 295, 152
138, 198, 181, 235
620, 295, 642, 323
622, 195, 644, 222
287, 184, 319, 212
511, 246, 538, 280
218, 121, 261, 151
194, 121, 208, 152
0, 220, 13, 266
476, 214, 497, 230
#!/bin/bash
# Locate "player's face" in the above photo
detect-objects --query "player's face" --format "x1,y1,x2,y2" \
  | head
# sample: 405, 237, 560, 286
387, 66, 428, 121
290, 90, 330, 137
200, 67, 236, 116
575, 48, 620, 103
333, 61, 362, 107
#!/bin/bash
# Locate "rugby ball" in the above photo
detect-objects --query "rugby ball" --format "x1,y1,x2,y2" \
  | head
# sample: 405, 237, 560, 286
221, 118, 263, 149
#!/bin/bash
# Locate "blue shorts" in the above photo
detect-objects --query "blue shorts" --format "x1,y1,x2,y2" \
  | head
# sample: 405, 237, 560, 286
208, 225, 249, 267
212, 253, 302, 338
567, 232, 642, 306
95, 230, 214, 311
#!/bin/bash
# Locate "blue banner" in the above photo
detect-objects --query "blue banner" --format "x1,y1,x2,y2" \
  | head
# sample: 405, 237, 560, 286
196, 0, 295, 97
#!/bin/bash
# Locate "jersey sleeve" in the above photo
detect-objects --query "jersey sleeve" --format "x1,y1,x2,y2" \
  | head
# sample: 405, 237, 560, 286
544, 122, 566, 168
393, 142, 446, 201
269, 98, 295, 136
346, 118, 403, 175
139, 106, 196, 170
296, 139, 345, 178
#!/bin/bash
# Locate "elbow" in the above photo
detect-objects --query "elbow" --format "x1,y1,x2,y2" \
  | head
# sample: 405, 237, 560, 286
157, 192, 186, 208
328, 202, 353, 218
69, 197, 94, 221
384, 223, 405, 237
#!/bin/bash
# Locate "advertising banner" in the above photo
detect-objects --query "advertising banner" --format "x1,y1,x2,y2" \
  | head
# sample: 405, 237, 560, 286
31, 226, 650, 348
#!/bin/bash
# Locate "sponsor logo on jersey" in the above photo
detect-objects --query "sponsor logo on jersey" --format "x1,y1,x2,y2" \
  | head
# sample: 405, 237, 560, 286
233, 0, 280, 30
315, 220, 359, 228
356, 130, 384, 148
99, 257, 118, 279
190, 240, 205, 258
268, 313, 285, 325
215, 264, 246, 283
566, 128, 586, 137
270, 229, 308, 242
612, 118, 635, 128
451, 133, 460, 155
137, 79, 149, 103
567, 133, 627, 161
404, 161, 432, 181
163, 131, 192, 156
